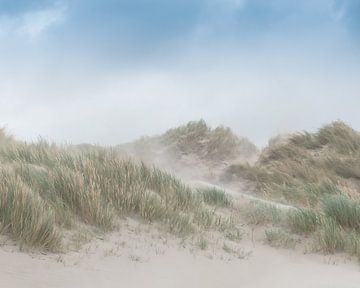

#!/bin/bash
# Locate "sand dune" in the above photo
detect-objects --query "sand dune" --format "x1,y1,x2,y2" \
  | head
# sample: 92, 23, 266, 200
2, 121, 360, 287
1, 228, 360, 288
2, 161, 360, 288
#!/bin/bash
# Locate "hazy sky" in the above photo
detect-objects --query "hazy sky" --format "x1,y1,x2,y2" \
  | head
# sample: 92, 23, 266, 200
1, 0, 359, 146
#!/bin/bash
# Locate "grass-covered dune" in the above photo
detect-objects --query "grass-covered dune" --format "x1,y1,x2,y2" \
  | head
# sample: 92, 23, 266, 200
227, 121, 360, 256
4, 120, 360, 260
0, 129, 233, 251
227, 121, 360, 205
121, 120, 258, 168
161, 120, 258, 162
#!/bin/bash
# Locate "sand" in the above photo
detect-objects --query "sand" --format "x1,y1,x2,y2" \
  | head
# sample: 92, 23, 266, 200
1, 159, 360, 288
1, 217, 360, 288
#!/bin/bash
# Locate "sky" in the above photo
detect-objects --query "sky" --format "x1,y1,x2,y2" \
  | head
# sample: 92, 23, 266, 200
0, 0, 359, 146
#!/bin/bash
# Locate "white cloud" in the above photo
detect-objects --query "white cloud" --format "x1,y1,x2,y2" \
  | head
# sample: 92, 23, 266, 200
20, 4, 67, 39
0, 2, 67, 40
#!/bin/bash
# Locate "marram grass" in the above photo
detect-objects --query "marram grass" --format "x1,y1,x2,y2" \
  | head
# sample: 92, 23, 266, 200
0, 137, 233, 251
225, 121, 360, 206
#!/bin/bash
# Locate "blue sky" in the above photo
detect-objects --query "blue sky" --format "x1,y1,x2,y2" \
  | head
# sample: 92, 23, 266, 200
0, 0, 360, 146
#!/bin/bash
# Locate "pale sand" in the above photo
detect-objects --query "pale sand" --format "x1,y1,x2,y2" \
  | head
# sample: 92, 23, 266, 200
1, 218, 360, 288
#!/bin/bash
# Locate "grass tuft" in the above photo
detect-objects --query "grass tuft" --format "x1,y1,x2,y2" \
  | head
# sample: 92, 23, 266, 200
245, 201, 283, 225
323, 195, 360, 231
199, 187, 232, 207
287, 208, 321, 235
161, 120, 257, 162
0, 168, 61, 250
315, 219, 345, 254
265, 228, 297, 249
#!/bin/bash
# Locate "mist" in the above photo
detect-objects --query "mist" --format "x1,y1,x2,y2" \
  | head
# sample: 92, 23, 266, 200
1, 0, 360, 147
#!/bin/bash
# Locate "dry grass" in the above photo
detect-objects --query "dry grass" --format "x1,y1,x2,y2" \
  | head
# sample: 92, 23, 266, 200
227, 121, 360, 258
287, 208, 321, 235
265, 228, 297, 249
198, 187, 232, 207
243, 201, 283, 225
315, 219, 346, 254
161, 120, 258, 162
226, 121, 360, 205
0, 168, 61, 250
323, 195, 360, 231
4, 120, 360, 262
0, 130, 235, 251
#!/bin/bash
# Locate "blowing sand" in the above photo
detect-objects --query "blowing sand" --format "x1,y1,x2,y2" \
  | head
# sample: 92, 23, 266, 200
1, 153, 360, 288
1, 217, 360, 288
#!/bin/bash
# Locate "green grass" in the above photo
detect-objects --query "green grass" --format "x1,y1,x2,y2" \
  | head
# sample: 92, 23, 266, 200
316, 121, 360, 154
225, 227, 243, 242
323, 195, 360, 231
197, 237, 208, 250
244, 201, 283, 225
198, 187, 232, 207
315, 219, 345, 254
223, 121, 360, 259
0, 168, 61, 250
0, 134, 235, 251
265, 228, 297, 249
345, 231, 360, 260
225, 121, 360, 206
161, 120, 257, 162
4, 120, 360, 262
287, 208, 321, 235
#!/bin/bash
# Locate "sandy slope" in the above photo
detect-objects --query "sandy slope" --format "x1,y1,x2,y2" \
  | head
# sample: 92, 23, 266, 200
1, 172, 360, 287
1, 239, 359, 288
1, 218, 360, 288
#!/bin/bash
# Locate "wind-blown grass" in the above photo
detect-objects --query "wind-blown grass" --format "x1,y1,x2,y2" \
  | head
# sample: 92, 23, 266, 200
198, 187, 232, 207
315, 219, 345, 254
226, 121, 360, 205
265, 228, 297, 249
0, 168, 61, 250
244, 201, 283, 225
226, 122, 360, 258
0, 132, 234, 251
287, 208, 321, 235
323, 195, 360, 231
161, 120, 258, 162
